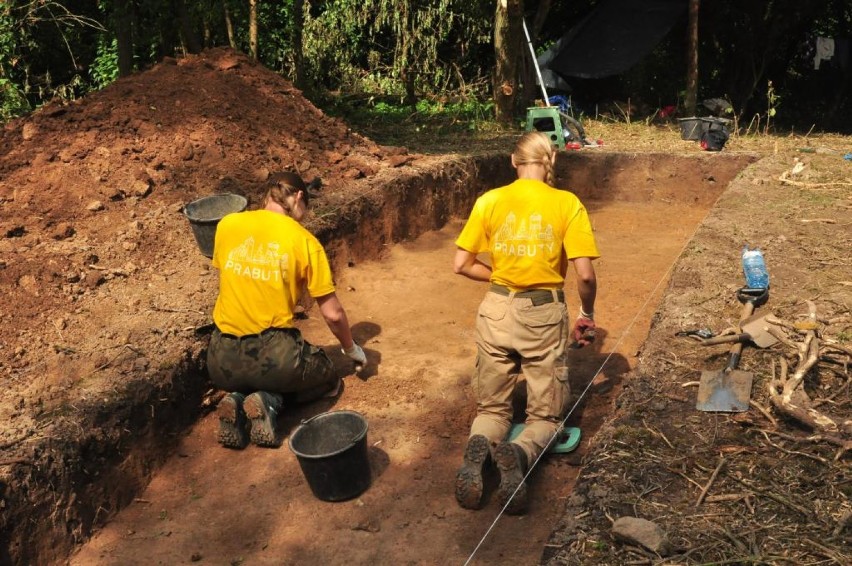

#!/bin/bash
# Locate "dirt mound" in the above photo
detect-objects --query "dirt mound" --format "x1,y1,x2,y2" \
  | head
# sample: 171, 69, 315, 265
0, 46, 409, 324
0, 46, 414, 402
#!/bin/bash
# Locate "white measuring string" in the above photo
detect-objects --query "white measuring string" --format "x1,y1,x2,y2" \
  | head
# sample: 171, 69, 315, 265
463, 224, 705, 566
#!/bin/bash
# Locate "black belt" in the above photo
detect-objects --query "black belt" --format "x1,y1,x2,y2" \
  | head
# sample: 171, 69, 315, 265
216, 327, 293, 340
490, 284, 564, 306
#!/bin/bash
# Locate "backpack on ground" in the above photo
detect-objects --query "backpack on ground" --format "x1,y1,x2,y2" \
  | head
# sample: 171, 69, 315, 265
700, 128, 729, 151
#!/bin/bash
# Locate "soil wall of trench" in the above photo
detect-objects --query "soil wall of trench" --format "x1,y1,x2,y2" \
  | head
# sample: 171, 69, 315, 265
1, 151, 756, 566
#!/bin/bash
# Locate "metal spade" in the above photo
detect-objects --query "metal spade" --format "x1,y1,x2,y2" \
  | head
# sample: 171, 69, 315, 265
698, 311, 778, 349
696, 288, 766, 412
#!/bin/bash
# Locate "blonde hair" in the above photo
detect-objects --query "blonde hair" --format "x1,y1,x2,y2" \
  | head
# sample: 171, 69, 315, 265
513, 131, 556, 186
264, 171, 307, 215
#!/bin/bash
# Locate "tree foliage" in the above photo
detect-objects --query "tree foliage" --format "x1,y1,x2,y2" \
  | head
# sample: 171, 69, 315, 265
303, 0, 492, 101
1, 1, 104, 117
0, 0, 850, 132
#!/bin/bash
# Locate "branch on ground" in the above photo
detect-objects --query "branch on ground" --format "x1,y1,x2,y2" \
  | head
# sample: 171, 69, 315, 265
766, 301, 851, 438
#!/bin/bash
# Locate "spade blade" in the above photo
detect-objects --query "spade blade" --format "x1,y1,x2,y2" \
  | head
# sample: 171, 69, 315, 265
740, 312, 778, 348
697, 369, 753, 412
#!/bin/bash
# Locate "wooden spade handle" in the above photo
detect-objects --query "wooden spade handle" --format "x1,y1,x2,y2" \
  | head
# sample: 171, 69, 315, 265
701, 333, 751, 346
725, 300, 756, 371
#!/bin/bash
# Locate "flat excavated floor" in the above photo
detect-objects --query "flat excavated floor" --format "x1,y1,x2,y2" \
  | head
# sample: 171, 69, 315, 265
70, 197, 711, 565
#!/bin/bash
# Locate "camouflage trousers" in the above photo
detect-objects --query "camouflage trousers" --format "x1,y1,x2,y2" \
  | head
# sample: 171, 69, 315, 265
207, 327, 336, 398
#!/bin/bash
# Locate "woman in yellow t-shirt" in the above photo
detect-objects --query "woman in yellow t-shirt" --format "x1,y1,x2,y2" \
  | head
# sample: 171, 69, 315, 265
452, 132, 599, 514
207, 172, 366, 449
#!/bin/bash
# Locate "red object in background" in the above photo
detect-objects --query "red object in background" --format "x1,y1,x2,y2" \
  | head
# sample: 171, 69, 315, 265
659, 105, 677, 118
565, 142, 581, 150
596, 139, 604, 146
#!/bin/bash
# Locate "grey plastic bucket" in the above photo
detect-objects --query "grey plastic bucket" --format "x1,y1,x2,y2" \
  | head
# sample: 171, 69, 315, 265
288, 410, 371, 502
183, 193, 247, 258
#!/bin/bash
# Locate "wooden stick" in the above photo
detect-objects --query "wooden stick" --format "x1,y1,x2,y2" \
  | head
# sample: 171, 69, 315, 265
822, 342, 852, 356
758, 430, 829, 465
704, 493, 751, 503
696, 456, 726, 506
0, 458, 33, 466
732, 476, 813, 517
749, 399, 777, 427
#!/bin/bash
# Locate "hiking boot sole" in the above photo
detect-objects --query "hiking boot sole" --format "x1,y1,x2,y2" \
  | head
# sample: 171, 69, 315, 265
244, 392, 281, 447
216, 394, 248, 449
494, 441, 528, 515
455, 434, 490, 509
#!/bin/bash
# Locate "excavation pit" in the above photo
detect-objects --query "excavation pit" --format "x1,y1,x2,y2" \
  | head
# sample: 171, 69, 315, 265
43, 151, 755, 566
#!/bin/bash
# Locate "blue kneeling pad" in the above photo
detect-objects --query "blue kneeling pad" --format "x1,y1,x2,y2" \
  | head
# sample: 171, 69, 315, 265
507, 423, 581, 454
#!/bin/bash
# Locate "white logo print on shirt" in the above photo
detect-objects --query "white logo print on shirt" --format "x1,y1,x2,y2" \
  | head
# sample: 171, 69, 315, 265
492, 212, 555, 257
224, 237, 286, 282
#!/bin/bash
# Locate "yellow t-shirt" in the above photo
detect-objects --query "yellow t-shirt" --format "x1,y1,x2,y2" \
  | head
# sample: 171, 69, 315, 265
455, 178, 599, 291
211, 209, 335, 336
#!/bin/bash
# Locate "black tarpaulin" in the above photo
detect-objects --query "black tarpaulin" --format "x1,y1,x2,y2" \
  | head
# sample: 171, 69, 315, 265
545, 0, 687, 80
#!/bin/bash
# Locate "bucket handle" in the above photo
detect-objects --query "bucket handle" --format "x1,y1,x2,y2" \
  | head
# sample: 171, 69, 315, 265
297, 410, 368, 430
290, 411, 368, 460
299, 415, 316, 426
298, 412, 327, 427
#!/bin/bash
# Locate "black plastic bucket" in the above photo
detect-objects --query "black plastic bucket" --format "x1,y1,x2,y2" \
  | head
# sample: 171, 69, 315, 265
183, 193, 248, 258
677, 117, 710, 141
288, 410, 371, 502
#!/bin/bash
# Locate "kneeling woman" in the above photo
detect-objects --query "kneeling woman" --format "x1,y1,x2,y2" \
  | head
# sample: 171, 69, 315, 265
207, 172, 366, 448
453, 132, 599, 514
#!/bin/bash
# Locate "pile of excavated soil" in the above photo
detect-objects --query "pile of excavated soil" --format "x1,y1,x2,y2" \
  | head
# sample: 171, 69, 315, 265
0, 46, 420, 441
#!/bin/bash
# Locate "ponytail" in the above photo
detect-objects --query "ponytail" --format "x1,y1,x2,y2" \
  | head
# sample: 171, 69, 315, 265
264, 171, 308, 216
512, 132, 556, 186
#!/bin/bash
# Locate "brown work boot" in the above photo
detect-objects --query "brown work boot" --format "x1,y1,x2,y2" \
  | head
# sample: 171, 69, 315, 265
454, 434, 491, 510
494, 441, 529, 515
243, 391, 284, 447
216, 392, 249, 449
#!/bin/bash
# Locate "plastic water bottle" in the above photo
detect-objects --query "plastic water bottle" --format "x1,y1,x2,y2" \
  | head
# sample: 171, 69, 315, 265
742, 246, 770, 289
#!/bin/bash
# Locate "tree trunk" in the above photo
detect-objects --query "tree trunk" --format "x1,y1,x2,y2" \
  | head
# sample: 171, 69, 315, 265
176, 0, 202, 54
292, 0, 305, 89
531, 0, 551, 37
494, 0, 523, 123
114, 0, 134, 77
223, 1, 236, 49
685, 0, 699, 115
249, 0, 258, 61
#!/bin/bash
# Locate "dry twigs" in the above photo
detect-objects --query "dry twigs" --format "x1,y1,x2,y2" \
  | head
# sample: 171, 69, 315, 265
778, 169, 852, 189
696, 456, 726, 506
766, 301, 852, 443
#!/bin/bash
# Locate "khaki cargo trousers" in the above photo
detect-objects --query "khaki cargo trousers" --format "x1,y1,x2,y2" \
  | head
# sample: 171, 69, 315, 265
207, 327, 336, 401
469, 287, 571, 464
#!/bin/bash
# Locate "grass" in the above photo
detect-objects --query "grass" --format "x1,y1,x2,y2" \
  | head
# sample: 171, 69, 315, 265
318, 96, 852, 157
